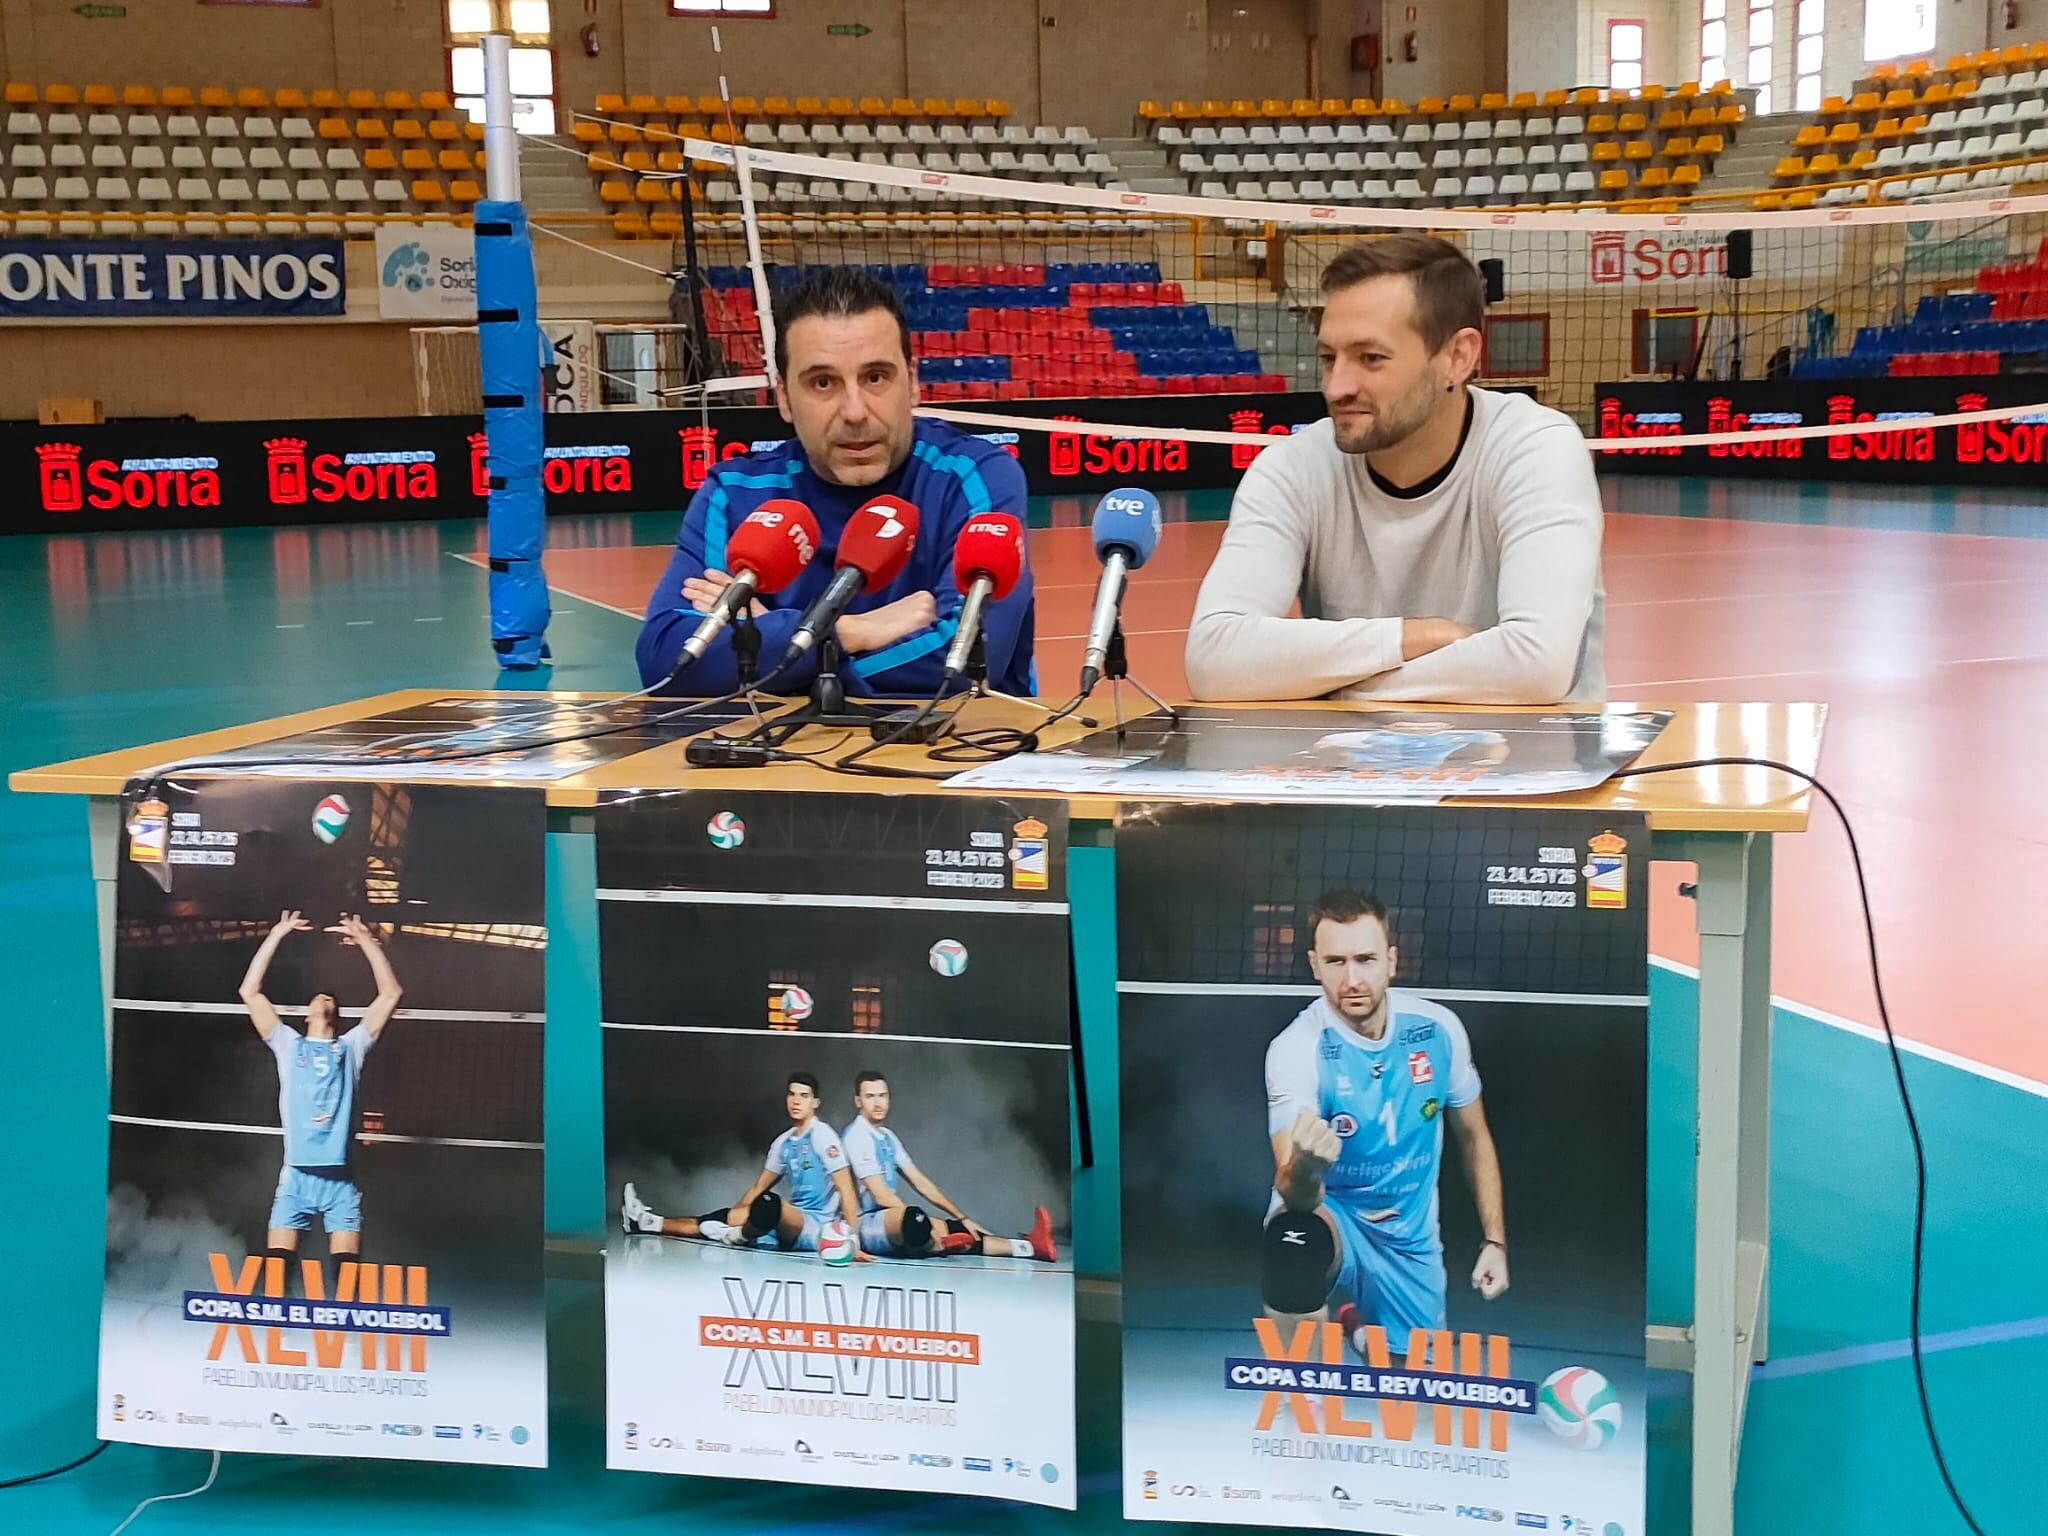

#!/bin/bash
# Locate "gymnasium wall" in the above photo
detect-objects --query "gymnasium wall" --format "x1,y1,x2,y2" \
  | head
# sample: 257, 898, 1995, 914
0, 0, 448, 95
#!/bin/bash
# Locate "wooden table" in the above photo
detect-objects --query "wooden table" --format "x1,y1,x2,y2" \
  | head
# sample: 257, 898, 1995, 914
13, 690, 1826, 1536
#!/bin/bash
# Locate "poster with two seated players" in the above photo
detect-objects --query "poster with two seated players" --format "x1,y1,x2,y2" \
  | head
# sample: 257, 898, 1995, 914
1118, 803, 1649, 1536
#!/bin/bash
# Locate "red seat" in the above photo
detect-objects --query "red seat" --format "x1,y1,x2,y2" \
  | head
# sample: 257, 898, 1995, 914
928, 263, 959, 285
1129, 281, 1158, 303
997, 380, 1030, 398
1068, 281, 1096, 302
1196, 374, 1226, 393
957, 264, 985, 284
1157, 281, 1185, 303
1165, 375, 1196, 393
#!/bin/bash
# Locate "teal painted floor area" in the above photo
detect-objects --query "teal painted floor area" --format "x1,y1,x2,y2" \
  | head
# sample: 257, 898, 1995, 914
4, 511, 2042, 1533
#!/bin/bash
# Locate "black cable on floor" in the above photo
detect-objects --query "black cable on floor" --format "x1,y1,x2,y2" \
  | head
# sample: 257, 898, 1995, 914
1613, 754, 1987, 1536
0, 1439, 107, 1490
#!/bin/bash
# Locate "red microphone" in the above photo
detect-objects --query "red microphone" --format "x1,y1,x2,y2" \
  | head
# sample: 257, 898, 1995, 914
781, 495, 923, 662
679, 498, 821, 667
944, 511, 1025, 678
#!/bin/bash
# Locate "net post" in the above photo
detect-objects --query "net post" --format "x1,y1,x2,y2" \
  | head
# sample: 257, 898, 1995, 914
734, 145, 780, 389
481, 33, 521, 203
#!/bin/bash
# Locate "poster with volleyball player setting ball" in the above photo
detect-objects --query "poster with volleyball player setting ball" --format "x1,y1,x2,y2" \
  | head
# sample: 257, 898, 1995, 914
1117, 804, 1648, 1536
597, 790, 1076, 1507
102, 777, 548, 1466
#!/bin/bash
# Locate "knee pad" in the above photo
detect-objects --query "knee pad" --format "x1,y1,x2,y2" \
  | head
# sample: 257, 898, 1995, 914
1260, 1211, 1336, 1315
940, 1217, 971, 1239
743, 1191, 782, 1239
899, 1205, 932, 1252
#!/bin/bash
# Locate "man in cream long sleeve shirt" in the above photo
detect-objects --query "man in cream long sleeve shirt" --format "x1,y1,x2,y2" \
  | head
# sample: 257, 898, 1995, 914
1185, 235, 1605, 705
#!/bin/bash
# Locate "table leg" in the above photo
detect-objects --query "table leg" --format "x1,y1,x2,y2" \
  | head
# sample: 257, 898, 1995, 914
1677, 829, 1773, 1536
89, 794, 120, 1073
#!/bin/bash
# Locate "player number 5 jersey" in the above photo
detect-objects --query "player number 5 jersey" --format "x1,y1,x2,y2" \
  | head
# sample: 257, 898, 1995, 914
1265, 993, 1481, 1251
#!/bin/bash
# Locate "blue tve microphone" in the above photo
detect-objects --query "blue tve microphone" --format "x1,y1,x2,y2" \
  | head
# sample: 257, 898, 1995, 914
1080, 486, 1163, 692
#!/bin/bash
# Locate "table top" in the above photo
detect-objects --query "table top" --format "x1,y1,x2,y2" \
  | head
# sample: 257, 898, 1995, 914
8, 690, 1826, 833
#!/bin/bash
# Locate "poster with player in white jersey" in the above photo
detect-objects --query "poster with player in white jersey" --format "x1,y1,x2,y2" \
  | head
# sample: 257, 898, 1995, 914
1117, 804, 1649, 1536
101, 777, 548, 1466
597, 790, 1075, 1506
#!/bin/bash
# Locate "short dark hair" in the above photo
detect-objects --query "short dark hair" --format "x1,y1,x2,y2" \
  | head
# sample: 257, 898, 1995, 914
1319, 235, 1485, 354
787, 1071, 820, 1096
854, 1070, 888, 1093
1306, 890, 1392, 946
771, 266, 912, 379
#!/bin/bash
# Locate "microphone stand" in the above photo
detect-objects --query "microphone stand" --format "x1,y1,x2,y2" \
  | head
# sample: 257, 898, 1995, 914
743, 634, 892, 750
1099, 620, 1176, 744
962, 630, 1065, 722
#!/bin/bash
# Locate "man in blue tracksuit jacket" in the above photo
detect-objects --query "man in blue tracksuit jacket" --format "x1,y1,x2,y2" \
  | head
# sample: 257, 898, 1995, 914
637, 266, 1035, 697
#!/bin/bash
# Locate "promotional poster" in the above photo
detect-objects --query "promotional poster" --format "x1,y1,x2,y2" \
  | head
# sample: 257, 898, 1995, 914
950, 708, 1671, 803
1117, 805, 1649, 1535
102, 778, 548, 1466
597, 791, 1076, 1506
189, 694, 750, 783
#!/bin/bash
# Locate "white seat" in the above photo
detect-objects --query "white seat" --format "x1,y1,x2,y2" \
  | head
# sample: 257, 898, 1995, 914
286, 146, 321, 170
372, 177, 408, 203
1197, 179, 1229, 198
1212, 151, 1242, 175
1984, 101, 2017, 126
1934, 170, 1970, 193
281, 116, 315, 140
334, 177, 371, 202
1562, 169, 1595, 194
1243, 151, 1273, 174
1272, 151, 1304, 173
1530, 170, 1563, 196
891, 151, 923, 170
1464, 173, 1496, 198
130, 144, 166, 170
1299, 178, 1331, 200
1952, 105, 1987, 130
842, 124, 874, 145
2024, 125, 2048, 152
326, 146, 360, 171
1266, 179, 1299, 199
907, 124, 939, 145
210, 145, 246, 171
1872, 145, 1907, 170
1351, 177, 1385, 199
939, 124, 969, 145
295, 176, 332, 202
763, 124, 795, 145
1462, 146, 1492, 168
988, 150, 1020, 172
216, 175, 253, 199
243, 116, 277, 140
1978, 73, 2012, 98
90, 143, 125, 169
926, 151, 957, 171
175, 174, 213, 201
1554, 114, 1585, 135
127, 113, 162, 137
875, 123, 906, 144
1430, 147, 1460, 170
1924, 109, 1958, 134
86, 112, 122, 136
169, 144, 204, 169
1053, 151, 1084, 173
2018, 98, 2048, 124
1392, 176, 1425, 200
1903, 174, 1937, 197
1218, 125, 1249, 146
256, 176, 292, 202
6, 110, 41, 135
1084, 151, 1115, 174
1189, 125, 1219, 147
1029, 124, 1061, 145
1248, 124, 1280, 145
1461, 119, 1491, 140
1522, 115, 1553, 137
811, 123, 843, 145
1333, 149, 1365, 172
1558, 142, 1589, 164
1303, 150, 1333, 172
1493, 117, 1522, 138
53, 173, 91, 198
137, 175, 174, 202
1307, 125, 1337, 145
94, 173, 130, 205
1277, 124, 1308, 146
1498, 171, 1531, 198
1927, 138, 1963, 163
9, 143, 47, 168
1394, 149, 1424, 172
1363, 122, 1395, 144
9, 173, 49, 200
1155, 125, 1187, 146
203, 114, 239, 139
1234, 179, 1267, 199
47, 111, 82, 136
1401, 122, 1430, 143
50, 143, 87, 168
248, 146, 283, 170
1958, 133, 1992, 159
1338, 124, 1370, 145
1995, 161, 2024, 184
2006, 69, 2039, 93
1526, 142, 1558, 165
1493, 144, 1524, 166
1431, 121, 1461, 142
1431, 175, 1463, 199
1967, 167, 2002, 190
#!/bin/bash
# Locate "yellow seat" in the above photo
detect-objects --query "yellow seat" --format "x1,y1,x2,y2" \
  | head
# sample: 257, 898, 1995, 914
412, 178, 445, 203
1200, 99, 1229, 117
827, 96, 857, 116
1920, 81, 1952, 105
608, 123, 642, 143
84, 83, 116, 106
1671, 163, 1702, 188
1641, 84, 1665, 101
1448, 94, 1476, 113
450, 178, 481, 202
1773, 155, 1807, 178
1686, 105, 1716, 127
4, 81, 37, 105
1511, 91, 1538, 108
344, 89, 377, 111
1542, 89, 1569, 107
421, 91, 452, 112
1623, 138, 1653, 160
1905, 60, 1932, 78
985, 97, 1011, 119
1418, 97, 1446, 115
890, 97, 918, 116
1593, 140, 1622, 162
1881, 88, 1917, 111
1819, 95, 1847, 117
636, 178, 667, 203
439, 148, 472, 173
1714, 103, 1743, 125
595, 93, 626, 115
1480, 92, 1507, 110
308, 89, 341, 110
695, 94, 722, 115
316, 118, 351, 140
1588, 113, 1617, 134
42, 84, 78, 105
599, 179, 631, 204
1598, 168, 1629, 191
1808, 151, 1841, 175
1229, 98, 1257, 116
643, 121, 677, 143
674, 122, 706, 142
2002, 44, 2028, 65
197, 86, 232, 109
1379, 98, 1407, 116
656, 95, 689, 115
1351, 97, 1380, 115
649, 210, 683, 237
1694, 132, 1725, 155
1657, 108, 1688, 130
1260, 98, 1288, 116
1828, 121, 1861, 144
2031, 42, 2048, 62
628, 94, 659, 115
1753, 191, 1785, 209
1291, 98, 1319, 116
1872, 62, 1899, 80
1571, 87, 1600, 105
585, 150, 619, 174
728, 95, 758, 116
709, 123, 740, 143
1619, 112, 1647, 132
429, 118, 461, 141
363, 147, 398, 172
1170, 99, 1201, 118
1638, 165, 1670, 189
611, 211, 649, 237
621, 148, 654, 172
393, 119, 426, 141
124, 84, 158, 107
656, 149, 685, 173
383, 90, 416, 111
1794, 124, 1825, 147
1785, 187, 1817, 208
768, 98, 799, 117
463, 122, 484, 141
1664, 134, 1694, 157
1321, 98, 1348, 116
354, 117, 388, 140
1847, 147, 1877, 170
1870, 116, 1903, 139
1848, 91, 1881, 113
923, 97, 952, 117
400, 147, 433, 171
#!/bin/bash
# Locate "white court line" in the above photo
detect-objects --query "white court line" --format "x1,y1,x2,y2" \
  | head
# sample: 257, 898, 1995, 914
113, 998, 542, 1023
108, 1114, 542, 1150
447, 551, 644, 620
598, 888, 1068, 915
601, 1020, 1067, 1050
1650, 956, 2048, 1101
1117, 981, 1648, 1007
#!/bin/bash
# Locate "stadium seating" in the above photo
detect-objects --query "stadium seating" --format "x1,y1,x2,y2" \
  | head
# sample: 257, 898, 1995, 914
698, 261, 1286, 398
0, 80, 475, 231
1794, 256, 2048, 377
